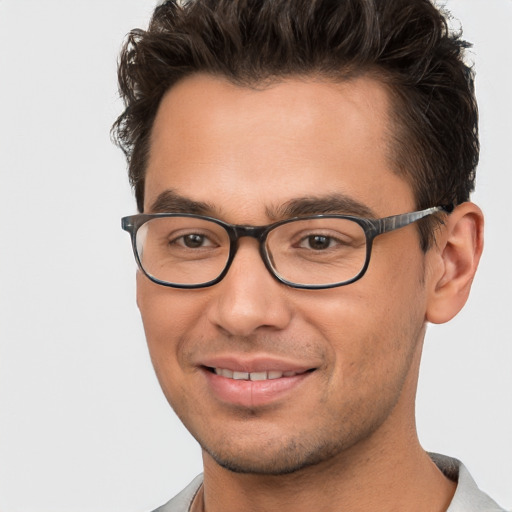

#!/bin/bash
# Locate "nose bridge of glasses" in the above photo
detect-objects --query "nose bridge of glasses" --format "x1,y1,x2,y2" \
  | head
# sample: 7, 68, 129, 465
231, 224, 269, 243
226, 224, 274, 275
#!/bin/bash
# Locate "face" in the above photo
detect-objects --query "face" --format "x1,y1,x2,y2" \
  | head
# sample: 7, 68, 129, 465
138, 74, 432, 475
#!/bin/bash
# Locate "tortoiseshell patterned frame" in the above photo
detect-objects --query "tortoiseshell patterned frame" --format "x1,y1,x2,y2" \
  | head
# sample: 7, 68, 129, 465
121, 205, 452, 290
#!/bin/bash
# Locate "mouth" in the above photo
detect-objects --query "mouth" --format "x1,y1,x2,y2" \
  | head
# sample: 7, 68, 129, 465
206, 367, 312, 381
201, 364, 316, 407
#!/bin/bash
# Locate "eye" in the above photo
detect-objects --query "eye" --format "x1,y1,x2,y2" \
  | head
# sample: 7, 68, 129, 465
301, 235, 334, 250
298, 234, 343, 250
172, 233, 216, 249
183, 234, 206, 248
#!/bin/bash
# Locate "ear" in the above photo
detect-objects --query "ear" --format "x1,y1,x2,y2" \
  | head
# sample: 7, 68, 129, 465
426, 202, 484, 324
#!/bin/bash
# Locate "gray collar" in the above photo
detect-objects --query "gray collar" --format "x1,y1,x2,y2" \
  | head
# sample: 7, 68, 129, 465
429, 453, 505, 511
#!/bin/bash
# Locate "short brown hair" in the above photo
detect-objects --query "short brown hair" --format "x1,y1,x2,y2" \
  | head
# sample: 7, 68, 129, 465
112, 0, 478, 249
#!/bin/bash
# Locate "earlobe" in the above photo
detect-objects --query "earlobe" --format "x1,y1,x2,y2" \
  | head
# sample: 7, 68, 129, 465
426, 202, 484, 324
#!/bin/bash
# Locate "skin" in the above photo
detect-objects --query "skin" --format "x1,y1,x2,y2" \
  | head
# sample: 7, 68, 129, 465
137, 74, 483, 512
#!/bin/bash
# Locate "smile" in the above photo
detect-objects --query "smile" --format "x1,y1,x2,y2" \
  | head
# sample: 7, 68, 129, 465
203, 365, 315, 407
212, 368, 307, 381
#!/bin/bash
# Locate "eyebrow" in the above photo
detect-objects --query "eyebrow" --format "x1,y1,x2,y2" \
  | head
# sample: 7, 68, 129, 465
266, 195, 377, 220
148, 190, 218, 215
148, 190, 377, 220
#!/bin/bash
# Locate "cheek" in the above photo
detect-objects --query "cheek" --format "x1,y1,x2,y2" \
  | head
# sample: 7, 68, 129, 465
137, 272, 208, 333
136, 275, 204, 412
297, 248, 426, 380
136, 274, 204, 372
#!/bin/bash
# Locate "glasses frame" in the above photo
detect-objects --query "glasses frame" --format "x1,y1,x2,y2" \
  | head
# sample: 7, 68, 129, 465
121, 205, 452, 290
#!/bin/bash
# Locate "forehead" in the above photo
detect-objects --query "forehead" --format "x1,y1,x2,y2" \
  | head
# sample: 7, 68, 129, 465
145, 74, 414, 220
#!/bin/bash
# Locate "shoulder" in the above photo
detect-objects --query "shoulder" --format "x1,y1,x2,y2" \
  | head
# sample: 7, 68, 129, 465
430, 453, 507, 512
151, 474, 204, 512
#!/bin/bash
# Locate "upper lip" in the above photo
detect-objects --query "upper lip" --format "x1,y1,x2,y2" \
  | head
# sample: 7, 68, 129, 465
198, 355, 318, 374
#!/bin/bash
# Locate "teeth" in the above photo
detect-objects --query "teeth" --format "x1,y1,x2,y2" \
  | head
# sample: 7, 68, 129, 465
213, 368, 299, 381
249, 371, 268, 381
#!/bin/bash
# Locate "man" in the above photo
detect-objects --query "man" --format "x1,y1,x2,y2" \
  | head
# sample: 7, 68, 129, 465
113, 0, 505, 510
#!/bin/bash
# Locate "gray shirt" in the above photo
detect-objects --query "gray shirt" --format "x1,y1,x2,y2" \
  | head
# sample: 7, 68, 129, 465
153, 454, 506, 512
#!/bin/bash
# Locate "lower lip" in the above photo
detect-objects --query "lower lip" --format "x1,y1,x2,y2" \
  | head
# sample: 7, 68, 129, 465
202, 369, 312, 408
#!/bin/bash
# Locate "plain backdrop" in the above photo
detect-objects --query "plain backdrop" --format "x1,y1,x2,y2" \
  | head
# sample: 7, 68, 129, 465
0, 1, 510, 511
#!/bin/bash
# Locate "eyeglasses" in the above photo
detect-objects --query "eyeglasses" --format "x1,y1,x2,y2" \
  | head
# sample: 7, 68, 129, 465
121, 206, 450, 290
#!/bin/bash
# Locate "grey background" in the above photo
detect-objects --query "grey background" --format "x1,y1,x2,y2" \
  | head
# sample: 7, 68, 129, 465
0, 1, 510, 511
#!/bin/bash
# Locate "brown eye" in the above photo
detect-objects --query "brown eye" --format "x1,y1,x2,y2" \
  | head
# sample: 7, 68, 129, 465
182, 234, 206, 248
306, 235, 332, 250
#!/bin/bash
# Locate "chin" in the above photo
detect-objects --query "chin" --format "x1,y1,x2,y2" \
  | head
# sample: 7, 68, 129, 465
201, 434, 349, 476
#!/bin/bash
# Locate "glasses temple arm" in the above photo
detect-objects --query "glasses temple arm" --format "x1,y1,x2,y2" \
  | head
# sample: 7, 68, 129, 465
376, 205, 453, 235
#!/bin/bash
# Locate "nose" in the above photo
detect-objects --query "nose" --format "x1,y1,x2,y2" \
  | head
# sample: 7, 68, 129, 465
206, 239, 293, 337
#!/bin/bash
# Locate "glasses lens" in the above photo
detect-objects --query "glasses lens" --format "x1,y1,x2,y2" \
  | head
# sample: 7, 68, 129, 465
136, 216, 230, 286
265, 218, 367, 286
